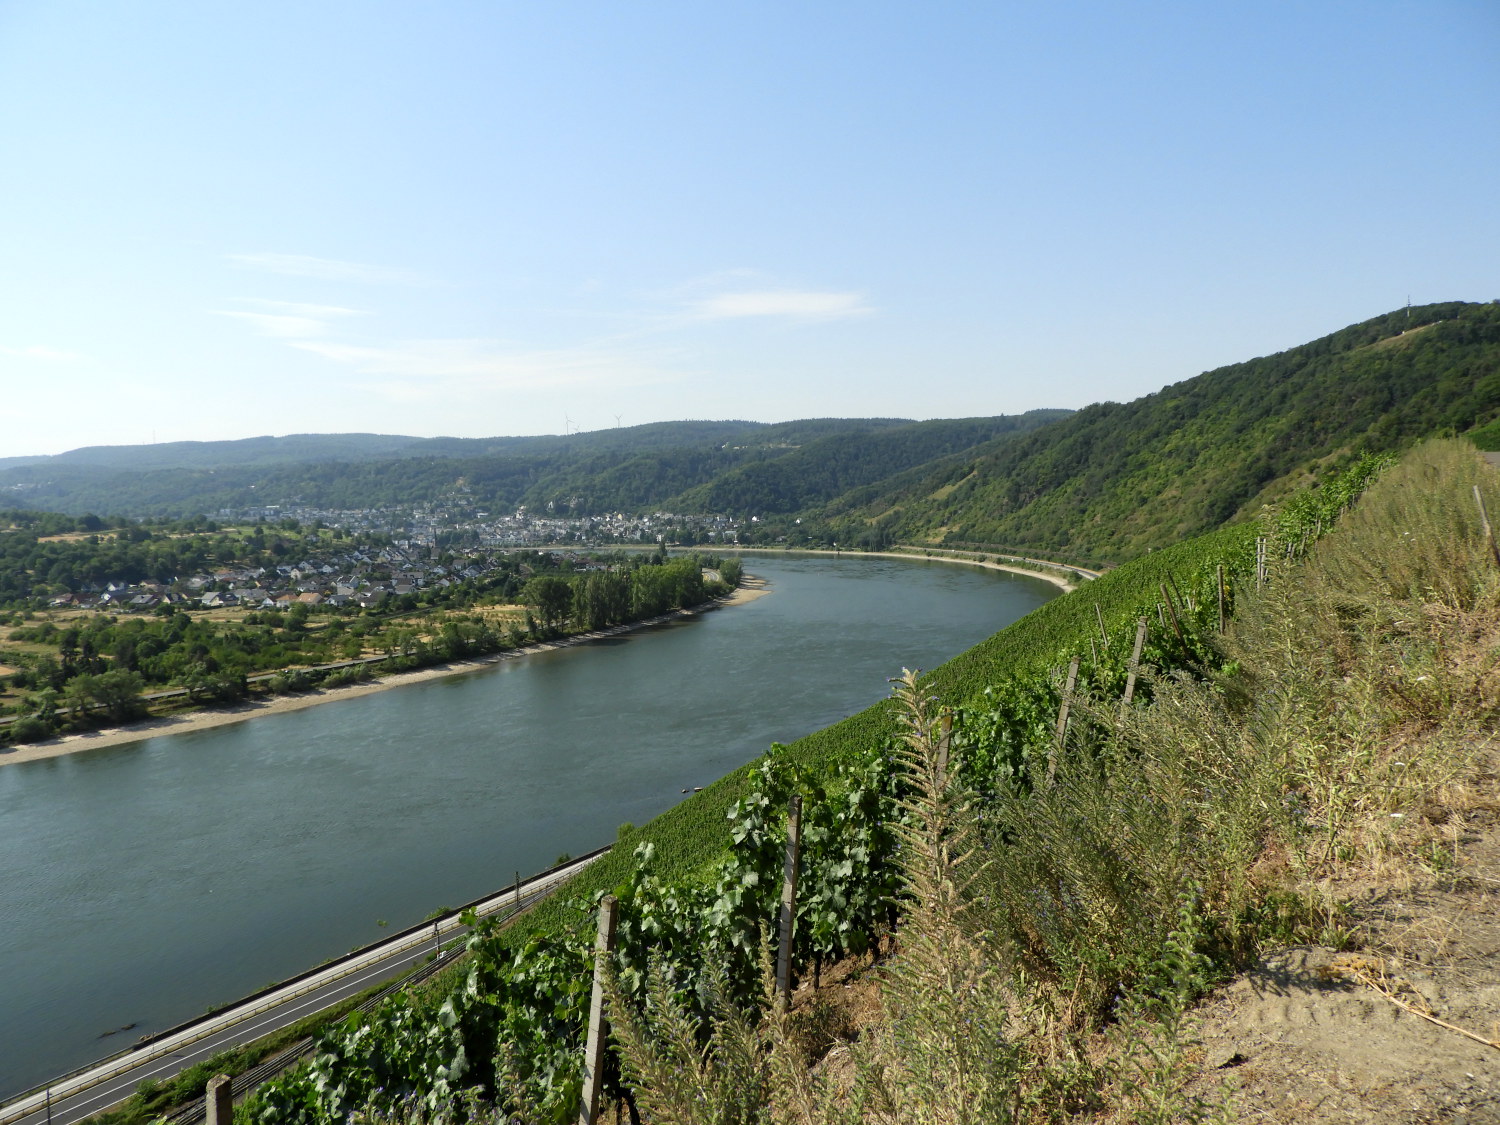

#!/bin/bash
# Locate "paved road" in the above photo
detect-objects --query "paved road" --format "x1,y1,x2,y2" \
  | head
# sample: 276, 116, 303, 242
0, 851, 606, 1125
895, 546, 1102, 581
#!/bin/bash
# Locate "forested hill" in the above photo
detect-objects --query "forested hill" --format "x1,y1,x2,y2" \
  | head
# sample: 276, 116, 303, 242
0, 414, 1064, 518
818, 301, 1500, 564
0, 419, 893, 474
0, 419, 894, 514
665, 413, 1070, 515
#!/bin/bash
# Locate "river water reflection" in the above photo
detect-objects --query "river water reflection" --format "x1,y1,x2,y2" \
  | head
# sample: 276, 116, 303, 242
0, 554, 1056, 1097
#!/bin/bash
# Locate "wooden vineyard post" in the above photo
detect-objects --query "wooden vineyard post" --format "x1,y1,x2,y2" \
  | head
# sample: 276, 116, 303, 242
936, 710, 953, 793
1476, 485, 1500, 569
776, 794, 804, 1013
1166, 572, 1188, 614
205, 1075, 232, 1125
1047, 656, 1079, 788
1119, 616, 1148, 722
1159, 583, 1188, 652
1094, 603, 1108, 647
578, 894, 619, 1125
1256, 536, 1267, 588
1216, 564, 1226, 634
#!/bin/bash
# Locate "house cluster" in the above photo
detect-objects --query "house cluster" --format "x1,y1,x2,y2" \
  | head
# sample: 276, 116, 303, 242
217, 502, 747, 548
48, 542, 507, 615
41, 497, 753, 615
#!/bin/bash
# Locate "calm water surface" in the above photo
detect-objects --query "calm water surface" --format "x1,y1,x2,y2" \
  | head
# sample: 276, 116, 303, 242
0, 555, 1056, 1097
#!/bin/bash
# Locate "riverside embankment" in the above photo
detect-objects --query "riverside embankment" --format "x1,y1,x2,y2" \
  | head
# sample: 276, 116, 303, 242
709, 544, 1095, 591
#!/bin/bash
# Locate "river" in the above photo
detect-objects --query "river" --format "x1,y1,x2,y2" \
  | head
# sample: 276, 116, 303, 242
0, 554, 1056, 1098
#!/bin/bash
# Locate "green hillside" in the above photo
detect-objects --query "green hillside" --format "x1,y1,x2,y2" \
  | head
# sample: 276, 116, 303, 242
0, 421, 804, 514
1, 421, 792, 473
819, 301, 1500, 564
665, 411, 1069, 516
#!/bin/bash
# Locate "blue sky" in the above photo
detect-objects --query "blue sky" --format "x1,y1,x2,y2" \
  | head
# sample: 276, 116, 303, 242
2, 1, 1496, 457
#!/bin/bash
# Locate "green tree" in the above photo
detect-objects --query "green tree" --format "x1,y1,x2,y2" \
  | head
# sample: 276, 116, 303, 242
63, 670, 146, 723
572, 571, 629, 630
522, 576, 573, 631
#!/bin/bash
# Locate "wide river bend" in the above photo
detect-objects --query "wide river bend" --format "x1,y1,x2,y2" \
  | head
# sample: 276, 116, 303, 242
0, 554, 1057, 1098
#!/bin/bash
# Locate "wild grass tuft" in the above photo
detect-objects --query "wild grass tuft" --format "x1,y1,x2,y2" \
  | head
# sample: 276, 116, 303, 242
848, 670, 1031, 1125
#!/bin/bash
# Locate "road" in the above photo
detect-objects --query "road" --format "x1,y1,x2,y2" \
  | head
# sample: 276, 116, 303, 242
0, 850, 607, 1125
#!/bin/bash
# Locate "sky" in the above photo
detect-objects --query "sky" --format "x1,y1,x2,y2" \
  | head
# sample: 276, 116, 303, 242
1, 1, 1497, 457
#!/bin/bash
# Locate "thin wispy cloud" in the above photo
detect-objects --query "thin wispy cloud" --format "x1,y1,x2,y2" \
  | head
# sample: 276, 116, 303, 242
212, 267, 864, 409
212, 300, 366, 340
688, 288, 873, 323
227, 253, 430, 285
1, 344, 82, 362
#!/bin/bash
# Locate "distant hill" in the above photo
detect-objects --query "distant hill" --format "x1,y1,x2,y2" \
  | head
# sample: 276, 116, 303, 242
0, 433, 440, 473
815, 301, 1500, 563
0, 415, 1062, 519
0, 422, 779, 473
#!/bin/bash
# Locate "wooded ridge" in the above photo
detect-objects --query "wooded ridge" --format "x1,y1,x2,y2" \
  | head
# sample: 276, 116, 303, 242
814, 300, 1500, 563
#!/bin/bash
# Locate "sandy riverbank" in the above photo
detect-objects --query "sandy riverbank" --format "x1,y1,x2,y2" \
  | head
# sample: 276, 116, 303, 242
0, 581, 771, 767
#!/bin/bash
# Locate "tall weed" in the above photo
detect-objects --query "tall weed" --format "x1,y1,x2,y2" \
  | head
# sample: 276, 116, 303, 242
849, 671, 1031, 1125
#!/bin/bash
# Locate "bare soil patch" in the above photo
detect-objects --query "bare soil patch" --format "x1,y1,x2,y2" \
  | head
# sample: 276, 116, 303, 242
1186, 793, 1500, 1122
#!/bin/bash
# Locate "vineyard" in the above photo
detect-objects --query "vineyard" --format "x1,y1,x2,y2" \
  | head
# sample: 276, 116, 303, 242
85, 444, 1500, 1122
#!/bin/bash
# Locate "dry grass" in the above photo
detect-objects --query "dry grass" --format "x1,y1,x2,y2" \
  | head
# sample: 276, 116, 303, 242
1223, 441, 1500, 890
450, 604, 528, 626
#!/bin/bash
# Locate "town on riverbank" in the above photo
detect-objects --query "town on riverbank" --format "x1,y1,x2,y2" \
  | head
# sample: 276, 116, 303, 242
0, 510, 755, 751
